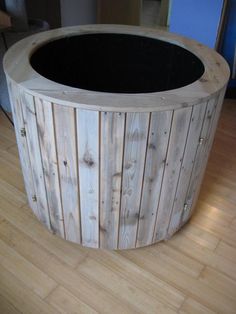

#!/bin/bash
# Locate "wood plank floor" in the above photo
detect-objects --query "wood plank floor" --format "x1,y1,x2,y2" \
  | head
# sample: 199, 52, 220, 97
0, 99, 235, 314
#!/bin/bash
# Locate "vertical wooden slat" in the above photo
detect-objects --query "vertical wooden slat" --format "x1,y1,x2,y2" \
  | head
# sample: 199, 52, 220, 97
181, 96, 218, 224
167, 102, 207, 237
182, 89, 226, 223
54, 105, 81, 244
136, 110, 172, 248
153, 107, 192, 242
100, 112, 125, 249
7, 81, 38, 217
35, 98, 65, 238
118, 112, 150, 249
76, 109, 99, 248
20, 92, 51, 229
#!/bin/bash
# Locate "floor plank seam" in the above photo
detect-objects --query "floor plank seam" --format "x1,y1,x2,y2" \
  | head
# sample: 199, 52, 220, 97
90, 251, 184, 310
0, 292, 24, 314
177, 294, 188, 312
0, 100, 235, 313
43, 283, 60, 301
72, 252, 88, 270
197, 264, 207, 279
77, 254, 181, 312
213, 239, 221, 252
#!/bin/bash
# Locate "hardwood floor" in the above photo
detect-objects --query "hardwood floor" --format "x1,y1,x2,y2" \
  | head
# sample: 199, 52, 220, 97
0, 99, 235, 314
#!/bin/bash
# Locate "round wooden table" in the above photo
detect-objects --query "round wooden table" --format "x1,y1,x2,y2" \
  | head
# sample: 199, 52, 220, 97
4, 25, 229, 249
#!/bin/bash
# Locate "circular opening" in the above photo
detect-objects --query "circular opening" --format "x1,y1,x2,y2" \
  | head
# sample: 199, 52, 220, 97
30, 33, 205, 94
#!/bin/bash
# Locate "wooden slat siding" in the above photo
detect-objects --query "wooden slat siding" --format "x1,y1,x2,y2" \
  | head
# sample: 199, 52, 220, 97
167, 102, 207, 237
34, 98, 65, 237
54, 104, 81, 243
76, 109, 99, 248
181, 96, 219, 224
183, 88, 227, 222
118, 112, 150, 249
7, 81, 38, 216
20, 92, 51, 229
136, 110, 173, 248
100, 112, 125, 249
153, 107, 192, 242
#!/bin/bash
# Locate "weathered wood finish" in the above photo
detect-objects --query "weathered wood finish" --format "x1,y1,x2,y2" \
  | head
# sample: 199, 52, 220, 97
20, 92, 51, 229
153, 107, 192, 242
1, 99, 236, 313
4, 25, 229, 249
136, 110, 172, 247
6, 89, 226, 249
76, 109, 99, 248
100, 112, 125, 249
181, 97, 219, 226
35, 98, 65, 237
54, 105, 81, 243
119, 112, 150, 249
7, 82, 39, 218
181, 88, 227, 225
167, 102, 208, 237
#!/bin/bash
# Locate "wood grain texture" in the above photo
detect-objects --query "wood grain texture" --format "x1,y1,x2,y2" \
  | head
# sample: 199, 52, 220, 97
136, 110, 173, 247
35, 98, 65, 237
0, 98, 236, 313
7, 82, 38, 216
4, 25, 229, 250
6, 90, 227, 249
0, 294, 21, 314
153, 107, 192, 241
54, 104, 81, 243
20, 92, 51, 229
3, 25, 230, 112
76, 109, 99, 248
100, 112, 125, 249
181, 96, 219, 224
0, 238, 57, 299
167, 102, 207, 237
185, 88, 227, 221
0, 264, 58, 314
118, 112, 150, 249
46, 286, 97, 314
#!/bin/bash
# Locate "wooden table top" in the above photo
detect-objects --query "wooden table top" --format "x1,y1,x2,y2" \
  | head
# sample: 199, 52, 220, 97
3, 24, 230, 112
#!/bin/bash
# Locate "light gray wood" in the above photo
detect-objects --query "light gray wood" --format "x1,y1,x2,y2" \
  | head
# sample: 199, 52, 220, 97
118, 112, 150, 249
136, 110, 173, 247
4, 25, 230, 249
20, 92, 51, 229
76, 109, 99, 248
181, 97, 219, 224
100, 112, 125, 249
3, 25, 230, 113
153, 107, 192, 242
35, 98, 65, 237
54, 105, 81, 243
7, 82, 38, 216
167, 102, 207, 237
182, 87, 227, 223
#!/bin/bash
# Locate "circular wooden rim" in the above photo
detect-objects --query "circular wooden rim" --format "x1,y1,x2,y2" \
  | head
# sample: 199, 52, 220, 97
4, 24, 230, 112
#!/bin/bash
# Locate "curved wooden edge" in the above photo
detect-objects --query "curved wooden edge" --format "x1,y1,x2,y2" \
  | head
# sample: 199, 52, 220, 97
3, 24, 230, 113
8, 80, 226, 250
